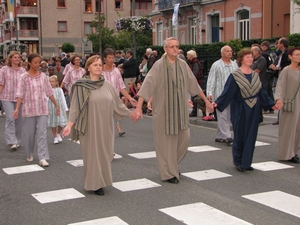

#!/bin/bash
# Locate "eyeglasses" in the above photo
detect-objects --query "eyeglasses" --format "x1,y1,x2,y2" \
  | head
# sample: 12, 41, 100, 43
166, 45, 179, 49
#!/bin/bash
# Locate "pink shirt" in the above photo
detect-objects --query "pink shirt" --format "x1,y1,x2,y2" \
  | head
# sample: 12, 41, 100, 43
62, 67, 86, 94
102, 67, 125, 95
16, 72, 54, 117
0, 66, 26, 102
63, 63, 73, 76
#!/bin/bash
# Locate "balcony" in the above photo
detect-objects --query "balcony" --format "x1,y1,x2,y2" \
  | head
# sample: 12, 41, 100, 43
3, 30, 39, 42
12, 30, 39, 40
158, 0, 201, 10
17, 6, 38, 17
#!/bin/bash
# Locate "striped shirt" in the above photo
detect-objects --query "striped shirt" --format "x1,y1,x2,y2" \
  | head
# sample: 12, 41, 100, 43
16, 72, 53, 117
102, 67, 125, 95
62, 67, 86, 94
0, 66, 26, 101
206, 59, 238, 100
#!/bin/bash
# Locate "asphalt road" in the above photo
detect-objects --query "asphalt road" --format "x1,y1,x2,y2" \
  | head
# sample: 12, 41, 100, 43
0, 112, 299, 225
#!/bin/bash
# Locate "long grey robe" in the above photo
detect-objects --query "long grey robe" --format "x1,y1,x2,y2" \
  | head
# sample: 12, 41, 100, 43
69, 81, 131, 191
138, 57, 202, 180
275, 66, 300, 160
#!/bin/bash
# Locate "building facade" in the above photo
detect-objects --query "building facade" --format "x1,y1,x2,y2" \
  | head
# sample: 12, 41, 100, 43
0, 0, 152, 58
151, 0, 290, 46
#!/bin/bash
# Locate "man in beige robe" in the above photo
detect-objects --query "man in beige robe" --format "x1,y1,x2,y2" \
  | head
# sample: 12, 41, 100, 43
131, 37, 213, 183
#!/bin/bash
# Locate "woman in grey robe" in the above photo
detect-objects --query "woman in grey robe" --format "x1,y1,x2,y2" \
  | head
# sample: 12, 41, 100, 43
275, 47, 300, 163
62, 55, 131, 195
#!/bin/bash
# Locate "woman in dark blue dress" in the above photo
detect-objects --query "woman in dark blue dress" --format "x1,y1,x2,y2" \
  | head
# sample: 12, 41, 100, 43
212, 49, 277, 172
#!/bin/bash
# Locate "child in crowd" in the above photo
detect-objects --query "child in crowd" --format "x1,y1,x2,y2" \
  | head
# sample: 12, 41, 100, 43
48, 76, 68, 144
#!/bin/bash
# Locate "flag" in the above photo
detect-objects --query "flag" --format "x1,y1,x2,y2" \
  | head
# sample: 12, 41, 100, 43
172, 3, 180, 27
7, 0, 15, 21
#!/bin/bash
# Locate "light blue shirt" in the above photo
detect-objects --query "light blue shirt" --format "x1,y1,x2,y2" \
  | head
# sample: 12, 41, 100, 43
206, 59, 238, 100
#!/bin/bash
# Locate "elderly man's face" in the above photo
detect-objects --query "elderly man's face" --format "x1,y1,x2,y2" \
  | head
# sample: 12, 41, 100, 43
164, 40, 179, 58
221, 47, 233, 59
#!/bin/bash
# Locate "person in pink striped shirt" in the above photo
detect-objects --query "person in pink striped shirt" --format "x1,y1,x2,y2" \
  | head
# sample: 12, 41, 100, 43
0, 51, 26, 150
13, 54, 60, 167
61, 55, 86, 97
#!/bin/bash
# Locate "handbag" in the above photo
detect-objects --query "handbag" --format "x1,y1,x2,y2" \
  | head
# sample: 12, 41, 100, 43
282, 73, 300, 112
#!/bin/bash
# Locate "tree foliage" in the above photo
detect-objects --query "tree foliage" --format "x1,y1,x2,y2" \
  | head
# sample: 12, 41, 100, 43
287, 33, 300, 47
88, 15, 152, 53
61, 42, 75, 53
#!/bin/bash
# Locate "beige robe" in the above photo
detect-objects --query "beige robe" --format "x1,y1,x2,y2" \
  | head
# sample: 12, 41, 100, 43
275, 66, 300, 160
138, 58, 202, 180
69, 81, 131, 191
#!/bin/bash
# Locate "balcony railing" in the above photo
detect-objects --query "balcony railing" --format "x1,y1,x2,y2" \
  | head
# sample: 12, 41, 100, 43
158, 0, 201, 10
12, 30, 39, 38
17, 6, 38, 15
4, 30, 39, 41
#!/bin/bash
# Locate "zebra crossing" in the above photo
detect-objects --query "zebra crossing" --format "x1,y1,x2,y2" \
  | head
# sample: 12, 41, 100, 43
2, 140, 299, 225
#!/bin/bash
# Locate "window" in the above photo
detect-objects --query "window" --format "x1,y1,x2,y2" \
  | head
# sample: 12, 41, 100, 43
189, 18, 196, 45
20, 0, 37, 6
238, 10, 249, 40
115, 0, 123, 10
171, 19, 178, 39
20, 19, 38, 30
156, 23, 163, 46
84, 22, 93, 35
84, 0, 92, 13
58, 21, 67, 32
57, 0, 66, 8
96, 0, 103, 13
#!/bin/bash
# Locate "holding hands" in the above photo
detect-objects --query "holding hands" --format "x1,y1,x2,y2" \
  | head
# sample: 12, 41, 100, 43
130, 107, 143, 122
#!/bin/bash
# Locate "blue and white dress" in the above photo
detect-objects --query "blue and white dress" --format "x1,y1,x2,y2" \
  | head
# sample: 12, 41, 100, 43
48, 87, 68, 127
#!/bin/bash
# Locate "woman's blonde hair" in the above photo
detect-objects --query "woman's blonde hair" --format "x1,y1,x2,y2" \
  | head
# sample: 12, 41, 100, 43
84, 55, 101, 75
49, 75, 59, 87
7, 51, 21, 67
187, 50, 197, 58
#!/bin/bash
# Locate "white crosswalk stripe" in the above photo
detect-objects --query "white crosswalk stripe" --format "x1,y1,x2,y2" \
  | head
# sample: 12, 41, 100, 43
242, 190, 300, 219
159, 202, 253, 225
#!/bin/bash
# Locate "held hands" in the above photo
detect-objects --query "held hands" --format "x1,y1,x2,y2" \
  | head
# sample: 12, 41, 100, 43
129, 98, 138, 107
130, 107, 143, 122
273, 99, 283, 110
212, 102, 218, 108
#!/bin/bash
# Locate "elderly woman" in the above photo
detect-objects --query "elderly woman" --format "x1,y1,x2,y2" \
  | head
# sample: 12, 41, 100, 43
186, 50, 204, 117
275, 47, 300, 163
212, 49, 277, 172
62, 55, 131, 196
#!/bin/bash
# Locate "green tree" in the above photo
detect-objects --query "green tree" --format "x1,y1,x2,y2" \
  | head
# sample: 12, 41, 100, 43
287, 33, 300, 47
227, 39, 243, 59
88, 15, 153, 54
61, 42, 75, 53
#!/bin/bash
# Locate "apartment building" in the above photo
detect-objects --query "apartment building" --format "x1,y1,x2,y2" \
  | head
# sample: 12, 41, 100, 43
0, 0, 152, 58
151, 0, 290, 46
